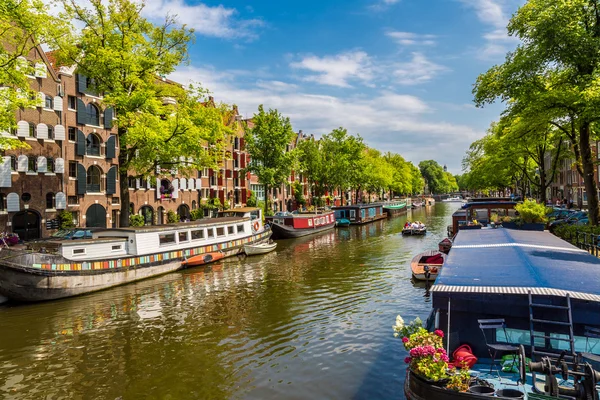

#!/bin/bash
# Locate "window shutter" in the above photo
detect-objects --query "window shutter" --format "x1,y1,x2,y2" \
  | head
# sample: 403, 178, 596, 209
104, 107, 113, 129
180, 178, 187, 190
76, 129, 86, 156
34, 62, 47, 78
55, 192, 66, 210
36, 123, 48, 140
17, 121, 28, 137
196, 178, 201, 190
6, 193, 19, 212
53, 96, 63, 112
77, 163, 86, 194
172, 179, 179, 198
17, 155, 27, 172
77, 73, 87, 94
54, 125, 65, 141
37, 156, 47, 173
188, 179, 195, 191
0, 156, 11, 187
106, 166, 116, 195
135, 178, 140, 189
105, 135, 116, 159
76, 99, 87, 125
242, 189, 247, 203
37, 92, 45, 108
156, 181, 161, 199
55, 158, 65, 173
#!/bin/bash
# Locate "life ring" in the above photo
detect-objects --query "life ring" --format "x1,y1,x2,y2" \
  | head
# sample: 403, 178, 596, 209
253, 221, 260, 232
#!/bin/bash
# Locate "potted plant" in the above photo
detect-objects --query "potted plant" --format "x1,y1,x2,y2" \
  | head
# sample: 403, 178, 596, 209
503, 200, 548, 231
446, 361, 471, 392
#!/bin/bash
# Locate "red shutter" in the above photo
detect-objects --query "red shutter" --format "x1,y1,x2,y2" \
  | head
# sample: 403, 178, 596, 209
242, 189, 247, 203
219, 190, 225, 205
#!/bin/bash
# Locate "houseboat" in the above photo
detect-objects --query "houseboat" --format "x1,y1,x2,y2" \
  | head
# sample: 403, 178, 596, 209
442, 195, 465, 203
333, 203, 387, 225
404, 229, 600, 399
266, 210, 336, 239
0, 207, 271, 302
447, 198, 517, 237
383, 200, 408, 217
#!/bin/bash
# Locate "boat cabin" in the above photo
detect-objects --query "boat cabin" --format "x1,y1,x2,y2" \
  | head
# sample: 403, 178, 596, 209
266, 209, 335, 230
333, 203, 387, 225
449, 200, 517, 237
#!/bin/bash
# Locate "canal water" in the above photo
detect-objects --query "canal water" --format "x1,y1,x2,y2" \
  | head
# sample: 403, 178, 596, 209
0, 203, 460, 400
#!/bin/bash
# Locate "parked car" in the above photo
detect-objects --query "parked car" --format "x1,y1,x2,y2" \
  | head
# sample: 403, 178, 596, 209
51, 228, 98, 240
548, 211, 588, 232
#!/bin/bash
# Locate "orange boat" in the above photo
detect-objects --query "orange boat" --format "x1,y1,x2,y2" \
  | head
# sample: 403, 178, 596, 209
181, 252, 224, 268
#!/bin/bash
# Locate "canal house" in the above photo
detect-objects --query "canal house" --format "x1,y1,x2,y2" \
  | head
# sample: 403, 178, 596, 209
333, 203, 387, 225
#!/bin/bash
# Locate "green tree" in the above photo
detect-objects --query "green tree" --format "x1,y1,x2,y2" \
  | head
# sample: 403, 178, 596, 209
473, 0, 600, 224
57, 0, 230, 226
418, 160, 448, 194
297, 137, 325, 203
244, 105, 296, 216
409, 163, 424, 195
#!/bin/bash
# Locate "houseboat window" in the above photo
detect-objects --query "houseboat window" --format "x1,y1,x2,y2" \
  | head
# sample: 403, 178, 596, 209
159, 233, 176, 245
326, 215, 330, 223
227, 226, 235, 235
191, 229, 204, 240
178, 231, 189, 242
349, 210, 356, 219
72, 248, 86, 255
308, 219, 313, 227
216, 227, 225, 237
250, 210, 260, 220
237, 224, 245, 233
111, 245, 122, 251
207, 228, 215, 238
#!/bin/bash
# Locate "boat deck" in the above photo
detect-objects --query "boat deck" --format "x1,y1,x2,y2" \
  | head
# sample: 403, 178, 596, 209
468, 359, 533, 396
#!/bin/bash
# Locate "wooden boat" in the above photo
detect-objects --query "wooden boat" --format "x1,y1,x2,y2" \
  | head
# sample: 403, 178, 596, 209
402, 224, 427, 235
266, 210, 335, 239
333, 203, 387, 225
410, 250, 446, 280
405, 229, 600, 399
335, 218, 351, 227
0, 207, 271, 302
438, 237, 452, 254
383, 201, 408, 217
244, 242, 277, 255
181, 251, 224, 267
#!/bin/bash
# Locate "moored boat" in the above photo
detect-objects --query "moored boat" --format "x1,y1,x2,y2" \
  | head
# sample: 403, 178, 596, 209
442, 196, 465, 203
333, 203, 387, 225
410, 250, 446, 280
182, 251, 224, 267
244, 242, 277, 255
266, 210, 335, 239
383, 201, 408, 217
0, 207, 271, 302
438, 237, 452, 254
335, 218, 351, 227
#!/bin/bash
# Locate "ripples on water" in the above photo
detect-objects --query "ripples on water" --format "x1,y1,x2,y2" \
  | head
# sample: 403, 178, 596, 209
0, 204, 458, 400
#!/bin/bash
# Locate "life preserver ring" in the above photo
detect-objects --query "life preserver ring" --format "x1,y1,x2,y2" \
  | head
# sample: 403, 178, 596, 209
253, 221, 260, 232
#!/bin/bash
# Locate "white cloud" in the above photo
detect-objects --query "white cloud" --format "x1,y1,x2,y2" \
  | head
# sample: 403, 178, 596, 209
143, 0, 263, 39
369, 0, 401, 11
393, 53, 448, 85
169, 65, 479, 171
386, 31, 437, 46
290, 51, 374, 88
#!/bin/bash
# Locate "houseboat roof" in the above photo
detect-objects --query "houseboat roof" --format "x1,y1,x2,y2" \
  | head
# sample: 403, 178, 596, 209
95, 217, 245, 234
461, 201, 517, 209
333, 203, 384, 209
219, 207, 261, 214
431, 229, 600, 302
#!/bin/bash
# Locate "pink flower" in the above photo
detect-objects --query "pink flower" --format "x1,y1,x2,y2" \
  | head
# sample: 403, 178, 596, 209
402, 337, 409, 343
434, 330, 444, 338
404, 356, 412, 364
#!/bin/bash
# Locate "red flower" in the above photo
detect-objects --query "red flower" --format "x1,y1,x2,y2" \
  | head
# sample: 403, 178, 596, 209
434, 329, 444, 338
402, 337, 409, 343
404, 356, 412, 364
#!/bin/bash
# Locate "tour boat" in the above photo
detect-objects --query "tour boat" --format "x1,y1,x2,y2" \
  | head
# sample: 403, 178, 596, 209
181, 251, 224, 267
442, 196, 465, 202
333, 203, 387, 225
244, 242, 277, 255
383, 201, 408, 217
402, 225, 427, 235
404, 229, 600, 399
0, 207, 271, 302
410, 250, 446, 281
266, 210, 336, 239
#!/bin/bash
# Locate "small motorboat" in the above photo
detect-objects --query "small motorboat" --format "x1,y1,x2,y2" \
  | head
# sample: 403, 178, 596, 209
410, 250, 446, 281
244, 242, 277, 256
335, 218, 351, 227
402, 227, 427, 235
438, 238, 452, 254
181, 251, 224, 267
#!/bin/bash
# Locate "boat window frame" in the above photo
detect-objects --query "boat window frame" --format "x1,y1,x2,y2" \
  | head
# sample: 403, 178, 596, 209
178, 231, 189, 243
159, 233, 176, 246
308, 218, 313, 227
216, 227, 225, 237
111, 245, 122, 251
206, 228, 215, 239
237, 224, 245, 234
349, 210, 356, 220
72, 248, 86, 255
191, 229, 205, 241
227, 225, 235, 235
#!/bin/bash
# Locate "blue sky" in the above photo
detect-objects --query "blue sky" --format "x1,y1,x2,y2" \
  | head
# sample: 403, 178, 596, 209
146, 0, 524, 173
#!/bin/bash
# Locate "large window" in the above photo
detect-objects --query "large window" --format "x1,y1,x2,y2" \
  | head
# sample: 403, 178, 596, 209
28, 122, 35, 137
87, 103, 100, 126
44, 95, 53, 109
47, 157, 54, 173
191, 229, 204, 240
46, 193, 54, 209
251, 184, 265, 201
86, 133, 101, 156
87, 165, 102, 192
159, 233, 176, 245
47, 125, 54, 139
27, 157, 36, 172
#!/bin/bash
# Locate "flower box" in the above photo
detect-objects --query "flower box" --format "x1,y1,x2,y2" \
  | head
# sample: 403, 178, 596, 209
502, 221, 544, 231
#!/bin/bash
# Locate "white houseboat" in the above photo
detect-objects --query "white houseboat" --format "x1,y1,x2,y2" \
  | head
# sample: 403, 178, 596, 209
0, 207, 270, 302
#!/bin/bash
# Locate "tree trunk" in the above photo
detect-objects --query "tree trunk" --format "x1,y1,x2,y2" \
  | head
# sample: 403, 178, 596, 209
580, 122, 599, 225
539, 154, 547, 205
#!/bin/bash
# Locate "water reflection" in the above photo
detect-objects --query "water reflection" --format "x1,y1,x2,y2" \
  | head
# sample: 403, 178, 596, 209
0, 204, 459, 400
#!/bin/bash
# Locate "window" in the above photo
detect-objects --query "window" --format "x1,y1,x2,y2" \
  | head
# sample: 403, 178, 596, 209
27, 157, 36, 172
0, 193, 4, 211
68, 196, 78, 205
251, 184, 265, 201
191, 229, 204, 240
87, 103, 100, 126
159, 233, 176, 245
207, 228, 215, 238
44, 95, 53, 109
71, 211, 79, 226
216, 227, 225, 237
68, 161, 77, 178
86, 165, 102, 192
72, 248, 86, 255
227, 226, 235, 235
46, 193, 55, 209
192, 200, 197, 210
10, 155, 16, 171
111, 197, 120, 205
237, 224, 245, 234
178, 231, 188, 242
128, 177, 136, 189
68, 127, 76, 141
21, 193, 31, 202
47, 125, 54, 139
112, 245, 122, 251
47, 157, 54, 173
86, 133, 101, 156
68, 96, 76, 110
28, 122, 35, 137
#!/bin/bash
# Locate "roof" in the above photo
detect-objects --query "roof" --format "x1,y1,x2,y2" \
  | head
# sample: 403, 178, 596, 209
461, 201, 517, 209
333, 203, 384, 209
220, 207, 260, 214
431, 229, 600, 302
94, 217, 245, 234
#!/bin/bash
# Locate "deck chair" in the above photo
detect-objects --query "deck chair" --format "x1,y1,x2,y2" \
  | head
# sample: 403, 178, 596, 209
478, 319, 520, 375
582, 326, 600, 364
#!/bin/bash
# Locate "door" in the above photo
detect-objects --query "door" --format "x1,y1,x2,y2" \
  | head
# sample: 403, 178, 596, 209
12, 211, 40, 241
86, 204, 106, 228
